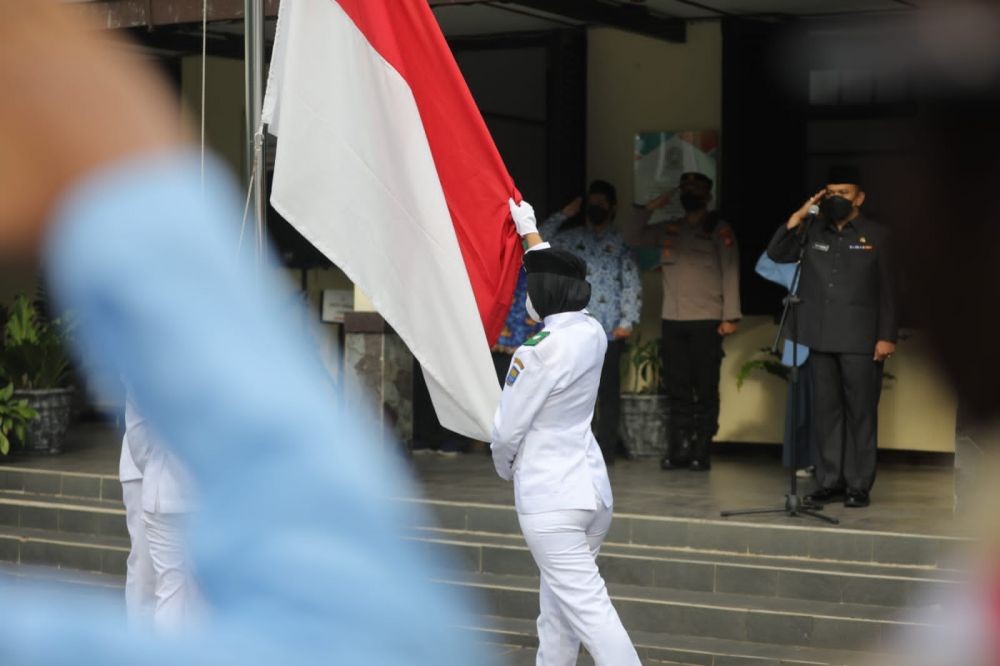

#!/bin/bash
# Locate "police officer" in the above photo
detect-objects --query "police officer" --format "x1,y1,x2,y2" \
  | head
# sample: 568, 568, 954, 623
767, 166, 897, 508
626, 172, 741, 471
491, 198, 641, 666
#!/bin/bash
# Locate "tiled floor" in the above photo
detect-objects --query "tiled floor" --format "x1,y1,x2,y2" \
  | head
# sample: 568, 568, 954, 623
7, 421, 963, 536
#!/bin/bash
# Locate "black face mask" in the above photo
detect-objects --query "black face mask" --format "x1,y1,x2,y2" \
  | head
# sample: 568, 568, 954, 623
586, 205, 609, 226
680, 193, 707, 212
819, 195, 854, 223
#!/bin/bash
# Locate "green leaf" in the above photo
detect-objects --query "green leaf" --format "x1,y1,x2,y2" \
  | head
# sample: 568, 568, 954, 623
0, 432, 9, 456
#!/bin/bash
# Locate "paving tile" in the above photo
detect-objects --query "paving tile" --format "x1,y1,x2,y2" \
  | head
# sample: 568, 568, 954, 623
60, 476, 102, 499
597, 555, 656, 588
97, 512, 128, 539
468, 507, 520, 535
629, 519, 688, 548
839, 576, 910, 607
20, 506, 58, 530
22, 473, 61, 495
650, 559, 713, 592
58, 544, 103, 572
0, 503, 19, 527
0, 471, 25, 492
58, 509, 101, 535
746, 612, 813, 646
482, 546, 535, 577
747, 529, 807, 558
606, 516, 630, 544
0, 536, 18, 563
809, 616, 882, 652
101, 549, 128, 576
20, 541, 62, 568
806, 530, 874, 563
872, 536, 940, 567
715, 565, 778, 597
776, 570, 842, 603
101, 479, 123, 503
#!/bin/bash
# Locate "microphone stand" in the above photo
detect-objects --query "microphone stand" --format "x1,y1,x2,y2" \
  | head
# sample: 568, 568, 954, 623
721, 213, 838, 525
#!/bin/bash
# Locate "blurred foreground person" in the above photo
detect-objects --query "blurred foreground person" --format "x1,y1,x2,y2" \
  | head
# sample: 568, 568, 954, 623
0, 2, 486, 664
490, 199, 640, 666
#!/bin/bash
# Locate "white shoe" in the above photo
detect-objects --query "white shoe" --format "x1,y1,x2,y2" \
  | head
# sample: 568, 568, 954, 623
795, 466, 816, 479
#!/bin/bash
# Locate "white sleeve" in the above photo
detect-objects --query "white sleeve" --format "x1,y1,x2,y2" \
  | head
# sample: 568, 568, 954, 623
490, 347, 560, 481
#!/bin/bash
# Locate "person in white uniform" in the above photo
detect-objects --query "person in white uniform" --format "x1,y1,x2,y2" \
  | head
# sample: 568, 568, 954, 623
122, 392, 201, 631
120, 410, 155, 625
491, 199, 641, 666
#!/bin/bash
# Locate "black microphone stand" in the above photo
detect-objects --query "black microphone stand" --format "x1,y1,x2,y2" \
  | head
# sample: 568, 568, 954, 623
721, 214, 838, 525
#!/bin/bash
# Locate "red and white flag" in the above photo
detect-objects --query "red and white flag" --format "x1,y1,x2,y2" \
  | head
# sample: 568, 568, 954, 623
263, 0, 523, 440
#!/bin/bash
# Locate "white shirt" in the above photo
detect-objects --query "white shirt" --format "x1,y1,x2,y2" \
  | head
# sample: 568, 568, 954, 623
491, 310, 614, 514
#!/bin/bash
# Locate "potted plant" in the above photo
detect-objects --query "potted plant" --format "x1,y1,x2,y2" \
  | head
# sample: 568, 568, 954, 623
0, 383, 37, 456
619, 336, 669, 458
0, 294, 75, 454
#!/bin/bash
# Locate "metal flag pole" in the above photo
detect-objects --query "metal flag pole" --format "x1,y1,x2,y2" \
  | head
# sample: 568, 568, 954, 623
245, 0, 267, 270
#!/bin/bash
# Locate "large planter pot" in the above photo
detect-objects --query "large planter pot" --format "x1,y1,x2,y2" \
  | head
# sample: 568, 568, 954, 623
619, 394, 669, 458
13, 387, 74, 455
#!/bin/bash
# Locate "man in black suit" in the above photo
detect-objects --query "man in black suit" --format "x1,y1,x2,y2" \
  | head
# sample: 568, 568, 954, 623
767, 166, 897, 508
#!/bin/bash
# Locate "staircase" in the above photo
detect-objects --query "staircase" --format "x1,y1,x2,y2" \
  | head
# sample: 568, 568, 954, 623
402, 498, 967, 666
0, 465, 967, 665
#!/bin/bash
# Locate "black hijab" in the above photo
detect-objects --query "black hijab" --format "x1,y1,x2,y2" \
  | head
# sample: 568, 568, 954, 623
523, 248, 591, 319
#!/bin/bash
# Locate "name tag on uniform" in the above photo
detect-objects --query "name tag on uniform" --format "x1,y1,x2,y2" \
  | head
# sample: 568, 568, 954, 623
812, 242, 830, 252
849, 244, 874, 251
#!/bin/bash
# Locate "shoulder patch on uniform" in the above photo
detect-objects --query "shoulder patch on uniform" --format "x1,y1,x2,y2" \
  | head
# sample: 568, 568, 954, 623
505, 367, 521, 386
522, 331, 550, 347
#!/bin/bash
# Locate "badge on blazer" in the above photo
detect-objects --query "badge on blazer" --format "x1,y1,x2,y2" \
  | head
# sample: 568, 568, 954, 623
523, 331, 550, 347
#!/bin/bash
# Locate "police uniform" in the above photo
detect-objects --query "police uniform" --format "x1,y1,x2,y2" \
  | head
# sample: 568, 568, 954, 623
491, 245, 640, 666
767, 213, 897, 497
625, 209, 741, 468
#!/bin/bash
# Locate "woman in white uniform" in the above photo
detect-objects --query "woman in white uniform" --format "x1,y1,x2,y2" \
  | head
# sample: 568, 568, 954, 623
491, 199, 641, 666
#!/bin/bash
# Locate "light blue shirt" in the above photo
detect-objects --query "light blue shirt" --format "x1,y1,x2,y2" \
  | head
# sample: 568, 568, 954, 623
0, 152, 487, 665
538, 212, 642, 339
755, 252, 810, 367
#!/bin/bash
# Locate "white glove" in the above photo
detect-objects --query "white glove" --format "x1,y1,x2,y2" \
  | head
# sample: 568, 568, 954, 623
508, 198, 538, 237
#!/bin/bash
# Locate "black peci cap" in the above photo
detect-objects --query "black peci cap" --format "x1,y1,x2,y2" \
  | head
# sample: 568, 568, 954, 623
523, 248, 587, 280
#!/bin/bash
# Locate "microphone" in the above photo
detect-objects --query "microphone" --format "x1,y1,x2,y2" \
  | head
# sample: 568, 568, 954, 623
807, 204, 820, 218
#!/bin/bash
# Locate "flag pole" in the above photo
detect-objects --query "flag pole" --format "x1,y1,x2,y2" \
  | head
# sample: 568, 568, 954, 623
245, 0, 267, 269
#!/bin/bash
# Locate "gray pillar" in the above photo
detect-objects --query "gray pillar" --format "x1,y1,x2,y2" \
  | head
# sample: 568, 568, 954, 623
343, 312, 414, 452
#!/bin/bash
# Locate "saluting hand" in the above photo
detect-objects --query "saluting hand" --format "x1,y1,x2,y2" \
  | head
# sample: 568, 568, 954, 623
612, 327, 632, 341
562, 196, 583, 218
874, 340, 896, 362
645, 188, 675, 213
786, 190, 827, 230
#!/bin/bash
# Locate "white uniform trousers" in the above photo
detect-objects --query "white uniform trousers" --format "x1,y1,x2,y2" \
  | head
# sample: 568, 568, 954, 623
142, 511, 201, 632
518, 501, 640, 666
123, 480, 156, 625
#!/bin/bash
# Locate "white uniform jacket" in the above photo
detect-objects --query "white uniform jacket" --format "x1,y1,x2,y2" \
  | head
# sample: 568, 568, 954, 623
491, 310, 614, 515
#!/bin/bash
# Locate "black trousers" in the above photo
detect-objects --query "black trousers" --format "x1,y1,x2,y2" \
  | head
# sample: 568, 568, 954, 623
594, 340, 625, 461
661, 320, 723, 442
809, 351, 883, 493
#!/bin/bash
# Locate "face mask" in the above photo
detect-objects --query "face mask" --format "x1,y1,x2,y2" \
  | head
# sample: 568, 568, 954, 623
819, 195, 854, 223
586, 205, 609, 226
525, 294, 541, 322
680, 193, 706, 212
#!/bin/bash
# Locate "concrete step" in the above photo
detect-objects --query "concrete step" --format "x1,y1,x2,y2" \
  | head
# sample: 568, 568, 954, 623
0, 525, 129, 576
0, 490, 127, 540
0, 465, 122, 502
436, 571, 937, 654
404, 498, 971, 569
409, 527, 962, 609
467, 615, 874, 666
0, 561, 124, 596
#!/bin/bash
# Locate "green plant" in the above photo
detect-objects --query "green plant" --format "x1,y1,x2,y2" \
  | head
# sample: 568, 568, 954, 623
737, 347, 897, 390
0, 295, 73, 390
0, 383, 37, 455
622, 336, 662, 394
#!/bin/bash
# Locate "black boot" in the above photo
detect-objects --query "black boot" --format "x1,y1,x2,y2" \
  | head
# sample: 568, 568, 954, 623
688, 430, 712, 472
660, 428, 691, 470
